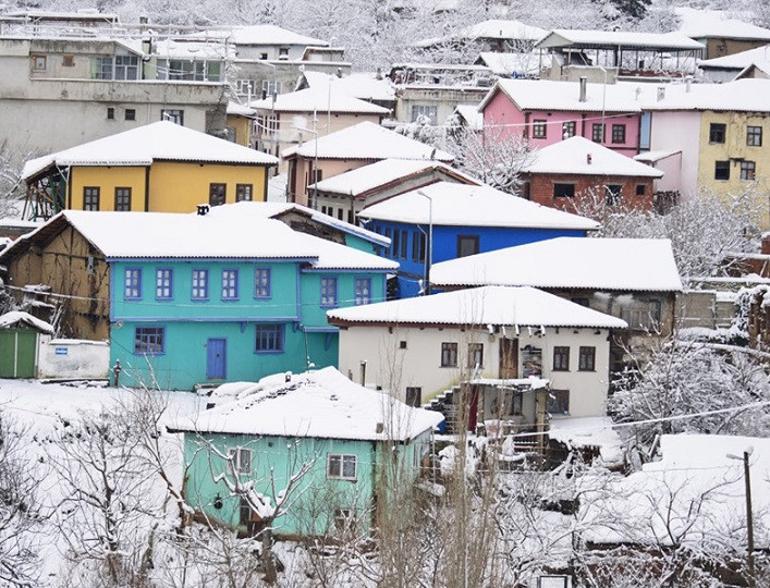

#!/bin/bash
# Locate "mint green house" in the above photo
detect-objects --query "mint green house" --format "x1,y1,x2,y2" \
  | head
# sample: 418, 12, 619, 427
170, 367, 442, 537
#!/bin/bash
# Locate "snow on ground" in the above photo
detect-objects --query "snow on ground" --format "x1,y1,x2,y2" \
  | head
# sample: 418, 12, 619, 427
548, 416, 623, 465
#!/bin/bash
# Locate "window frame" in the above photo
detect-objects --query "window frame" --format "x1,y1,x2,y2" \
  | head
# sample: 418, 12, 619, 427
320, 276, 338, 308
161, 109, 184, 125
327, 454, 357, 481
228, 447, 252, 474
578, 346, 596, 372
221, 269, 239, 301
605, 184, 622, 206
611, 123, 626, 144
354, 277, 372, 306
553, 183, 575, 198
456, 235, 480, 258
106, 107, 115, 120
255, 323, 284, 353
254, 268, 271, 299
124, 268, 142, 300
209, 183, 227, 206
552, 346, 570, 371
548, 389, 570, 416
467, 342, 484, 369
635, 184, 646, 197
31, 54, 47, 71
155, 268, 173, 301
747, 125, 763, 147
714, 160, 730, 181
114, 187, 132, 211
532, 119, 547, 139
124, 108, 136, 121
709, 122, 726, 144
191, 269, 209, 301
134, 326, 165, 355
440, 342, 458, 368
740, 160, 756, 181
236, 183, 253, 202
411, 104, 438, 125
83, 186, 100, 211
562, 121, 576, 139
405, 387, 422, 407
591, 123, 605, 143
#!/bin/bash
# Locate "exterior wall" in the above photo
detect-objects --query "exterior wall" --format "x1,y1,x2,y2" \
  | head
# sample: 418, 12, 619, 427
289, 157, 373, 207
37, 336, 109, 379
482, 89, 641, 156
524, 173, 655, 212
701, 37, 770, 60
394, 86, 489, 125
225, 114, 253, 146
337, 324, 612, 417
648, 110, 702, 197
645, 153, 682, 193
70, 166, 147, 211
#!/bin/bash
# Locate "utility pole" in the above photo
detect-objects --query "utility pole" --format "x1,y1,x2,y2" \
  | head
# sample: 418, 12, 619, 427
728, 448, 755, 586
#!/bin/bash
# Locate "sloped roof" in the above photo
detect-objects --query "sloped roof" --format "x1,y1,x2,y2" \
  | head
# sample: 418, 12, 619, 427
250, 86, 389, 114
476, 51, 540, 76
523, 136, 663, 177
0, 311, 54, 334
281, 121, 455, 162
300, 71, 396, 103
185, 24, 328, 47
461, 19, 546, 42
358, 181, 599, 231
153, 38, 232, 60
328, 285, 627, 329
170, 366, 442, 441
637, 79, 770, 113
226, 101, 256, 117
431, 237, 683, 292
453, 104, 483, 131
677, 7, 770, 42
536, 29, 704, 51
22, 122, 277, 180
699, 43, 770, 70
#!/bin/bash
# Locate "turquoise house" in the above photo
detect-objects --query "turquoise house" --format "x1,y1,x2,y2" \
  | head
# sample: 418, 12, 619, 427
169, 367, 443, 537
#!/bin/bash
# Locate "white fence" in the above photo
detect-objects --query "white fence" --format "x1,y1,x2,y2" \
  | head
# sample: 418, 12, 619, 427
37, 336, 109, 380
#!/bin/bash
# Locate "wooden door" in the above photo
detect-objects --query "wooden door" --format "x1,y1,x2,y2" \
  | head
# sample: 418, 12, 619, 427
499, 338, 519, 379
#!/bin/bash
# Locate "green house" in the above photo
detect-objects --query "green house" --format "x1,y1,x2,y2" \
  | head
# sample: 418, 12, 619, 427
170, 367, 443, 538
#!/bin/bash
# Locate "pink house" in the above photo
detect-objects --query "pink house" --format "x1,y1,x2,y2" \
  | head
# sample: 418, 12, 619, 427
479, 79, 643, 157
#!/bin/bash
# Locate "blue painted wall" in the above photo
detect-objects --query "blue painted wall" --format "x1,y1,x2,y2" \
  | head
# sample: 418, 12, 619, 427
367, 221, 587, 298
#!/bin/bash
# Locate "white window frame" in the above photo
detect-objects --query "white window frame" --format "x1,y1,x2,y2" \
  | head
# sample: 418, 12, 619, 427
327, 453, 357, 481
228, 447, 252, 474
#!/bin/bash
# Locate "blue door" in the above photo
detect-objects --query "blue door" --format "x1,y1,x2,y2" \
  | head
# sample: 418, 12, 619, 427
207, 338, 226, 380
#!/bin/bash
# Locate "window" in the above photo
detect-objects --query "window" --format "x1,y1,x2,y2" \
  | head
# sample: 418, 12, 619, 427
134, 327, 164, 354
62, 54, 74, 67
354, 278, 371, 305
611, 124, 626, 144
32, 55, 47, 71
391, 230, 400, 257
562, 121, 576, 139
747, 125, 763, 147
161, 109, 184, 125
635, 184, 646, 196
124, 268, 142, 299
623, 299, 662, 330
124, 109, 136, 121
578, 346, 596, 371
255, 324, 283, 352
327, 454, 357, 480
114, 55, 138, 80
278, 47, 289, 58
532, 119, 547, 139
412, 231, 426, 262
405, 387, 422, 407
740, 160, 756, 181
209, 183, 226, 206
552, 346, 570, 371
114, 187, 131, 211
236, 183, 253, 202
400, 230, 408, 259
254, 268, 271, 298
399, 340, 407, 349
321, 277, 338, 307
333, 508, 355, 532
592, 123, 604, 143
467, 343, 484, 369
553, 183, 575, 198
260, 52, 268, 60
192, 269, 208, 300
261, 79, 282, 96
155, 268, 173, 300
228, 447, 252, 474
605, 184, 622, 206
714, 160, 730, 181
709, 123, 726, 144
411, 104, 438, 125
441, 342, 458, 367
106, 107, 115, 120
457, 235, 479, 258
94, 56, 113, 79
548, 389, 570, 415
221, 269, 238, 300
83, 187, 100, 211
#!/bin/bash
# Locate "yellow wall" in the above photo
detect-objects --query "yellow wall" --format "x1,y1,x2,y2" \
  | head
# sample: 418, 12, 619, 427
226, 115, 253, 147
68, 161, 268, 213
70, 166, 147, 211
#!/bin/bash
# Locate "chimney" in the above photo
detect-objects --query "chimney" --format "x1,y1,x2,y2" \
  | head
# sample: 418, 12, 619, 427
685, 76, 692, 93
375, 422, 384, 434
657, 86, 666, 102
284, 372, 292, 382
375, 67, 383, 80
579, 77, 587, 102
196, 204, 210, 216
336, 66, 343, 78
586, 153, 592, 165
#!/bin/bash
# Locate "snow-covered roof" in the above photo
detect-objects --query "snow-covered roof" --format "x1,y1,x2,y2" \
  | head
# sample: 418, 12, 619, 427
3, 211, 397, 271
699, 44, 770, 70
461, 19, 546, 42
300, 71, 396, 103
431, 237, 683, 292
281, 121, 455, 162
171, 366, 442, 441
633, 149, 681, 163
677, 7, 770, 42
204, 201, 390, 247
250, 86, 389, 114
311, 158, 478, 197
637, 79, 770, 113
152, 39, 231, 60
581, 433, 770, 547
186, 24, 328, 48
358, 181, 599, 231
453, 104, 483, 131
226, 101, 256, 117
328, 285, 627, 329
0, 310, 54, 334
536, 29, 704, 51
476, 51, 540, 76
22, 122, 277, 180
523, 136, 663, 178
480, 79, 643, 113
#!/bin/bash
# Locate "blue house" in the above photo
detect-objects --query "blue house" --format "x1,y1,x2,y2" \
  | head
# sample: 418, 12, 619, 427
358, 181, 598, 297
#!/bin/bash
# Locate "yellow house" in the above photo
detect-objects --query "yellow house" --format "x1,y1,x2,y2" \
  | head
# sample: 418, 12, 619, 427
22, 121, 278, 219
226, 102, 256, 147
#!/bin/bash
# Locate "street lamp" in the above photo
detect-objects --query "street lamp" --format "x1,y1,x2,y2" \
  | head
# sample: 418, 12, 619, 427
727, 448, 755, 587
416, 190, 433, 295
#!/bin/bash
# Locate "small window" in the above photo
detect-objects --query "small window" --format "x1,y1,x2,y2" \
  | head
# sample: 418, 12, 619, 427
553, 183, 575, 198
255, 324, 283, 352
32, 55, 47, 71
578, 346, 596, 371
161, 109, 184, 125
124, 109, 136, 121
532, 119, 547, 139
740, 160, 756, 181
611, 124, 626, 144
327, 454, 357, 480
441, 342, 458, 367
106, 107, 115, 120
192, 269, 208, 300
605, 184, 622, 206
399, 340, 407, 349
124, 268, 142, 299
714, 160, 730, 181
592, 123, 604, 143
747, 125, 763, 147
83, 187, 100, 211
400, 231, 408, 259
278, 47, 290, 58
221, 269, 238, 300
411, 104, 438, 125
260, 52, 268, 60
114, 187, 131, 211
405, 387, 422, 407
321, 277, 338, 307
467, 343, 484, 369
62, 54, 75, 67
552, 346, 570, 371
236, 184, 253, 202
635, 184, 646, 197
562, 121, 576, 139
134, 327, 164, 354
457, 235, 479, 258
354, 278, 371, 306
391, 230, 400, 257
155, 268, 173, 300
709, 123, 726, 144
228, 447, 252, 474
254, 268, 271, 298
333, 508, 355, 532
548, 389, 570, 415
209, 183, 227, 206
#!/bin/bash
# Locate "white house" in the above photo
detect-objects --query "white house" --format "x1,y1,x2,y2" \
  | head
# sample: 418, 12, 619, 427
327, 285, 627, 418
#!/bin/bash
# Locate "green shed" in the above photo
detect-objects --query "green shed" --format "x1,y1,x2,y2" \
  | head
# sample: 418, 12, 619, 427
0, 311, 54, 378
